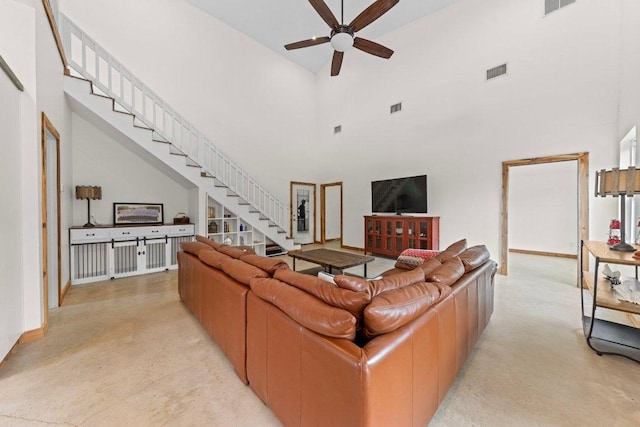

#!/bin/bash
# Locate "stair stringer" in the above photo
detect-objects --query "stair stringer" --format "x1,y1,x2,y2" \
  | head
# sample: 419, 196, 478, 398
64, 76, 299, 252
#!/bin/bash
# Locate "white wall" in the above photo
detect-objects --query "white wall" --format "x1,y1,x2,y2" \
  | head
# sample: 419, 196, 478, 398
59, 0, 319, 202
509, 162, 577, 254
315, 0, 627, 257
56, 0, 640, 262
71, 113, 192, 225
0, 64, 25, 361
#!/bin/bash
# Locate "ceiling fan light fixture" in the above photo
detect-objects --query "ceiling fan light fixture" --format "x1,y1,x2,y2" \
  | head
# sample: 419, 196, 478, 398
330, 32, 354, 52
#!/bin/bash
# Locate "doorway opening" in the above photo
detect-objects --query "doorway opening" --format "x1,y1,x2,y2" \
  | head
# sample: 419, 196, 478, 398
290, 181, 316, 245
501, 153, 589, 277
41, 113, 62, 322
320, 182, 343, 245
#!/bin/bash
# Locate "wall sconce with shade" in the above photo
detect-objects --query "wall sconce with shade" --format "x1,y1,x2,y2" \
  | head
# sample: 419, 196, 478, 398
595, 167, 640, 251
75, 185, 102, 228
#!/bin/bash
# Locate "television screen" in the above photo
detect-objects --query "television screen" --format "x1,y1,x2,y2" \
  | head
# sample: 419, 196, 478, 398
371, 175, 428, 214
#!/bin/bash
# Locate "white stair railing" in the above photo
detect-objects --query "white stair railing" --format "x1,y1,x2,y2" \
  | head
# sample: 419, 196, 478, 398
60, 14, 289, 233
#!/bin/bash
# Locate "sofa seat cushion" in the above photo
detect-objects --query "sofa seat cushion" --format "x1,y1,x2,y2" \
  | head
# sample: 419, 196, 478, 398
274, 269, 371, 325
394, 249, 440, 270
250, 278, 356, 340
240, 254, 290, 275
363, 281, 440, 338
218, 245, 255, 259
459, 245, 490, 272
334, 268, 425, 297
221, 258, 269, 285
436, 239, 467, 262
199, 249, 232, 270
425, 257, 465, 287
181, 241, 214, 257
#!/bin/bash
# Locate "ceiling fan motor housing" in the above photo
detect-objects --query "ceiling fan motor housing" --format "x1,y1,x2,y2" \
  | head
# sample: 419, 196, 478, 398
330, 25, 354, 52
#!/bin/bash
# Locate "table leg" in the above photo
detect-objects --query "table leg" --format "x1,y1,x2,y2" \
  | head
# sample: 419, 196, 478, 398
293, 258, 296, 271
364, 264, 368, 278
328, 266, 333, 274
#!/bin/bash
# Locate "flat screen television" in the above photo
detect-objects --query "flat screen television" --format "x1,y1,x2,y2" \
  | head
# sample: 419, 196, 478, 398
371, 175, 428, 214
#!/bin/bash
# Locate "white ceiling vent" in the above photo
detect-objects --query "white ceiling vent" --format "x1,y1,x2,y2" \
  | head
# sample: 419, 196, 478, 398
334, 125, 342, 134
545, 0, 576, 15
390, 102, 402, 114
486, 64, 507, 81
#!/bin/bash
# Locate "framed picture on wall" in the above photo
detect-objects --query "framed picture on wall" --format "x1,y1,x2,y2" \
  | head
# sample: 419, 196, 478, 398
113, 203, 164, 225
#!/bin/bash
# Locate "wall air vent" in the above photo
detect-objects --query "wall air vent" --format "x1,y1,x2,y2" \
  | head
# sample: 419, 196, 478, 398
334, 125, 342, 134
390, 102, 402, 114
545, 0, 576, 15
486, 64, 507, 80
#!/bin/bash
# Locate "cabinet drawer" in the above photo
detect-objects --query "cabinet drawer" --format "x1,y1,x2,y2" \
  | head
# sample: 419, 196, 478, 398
70, 228, 110, 243
110, 228, 140, 240
167, 224, 195, 236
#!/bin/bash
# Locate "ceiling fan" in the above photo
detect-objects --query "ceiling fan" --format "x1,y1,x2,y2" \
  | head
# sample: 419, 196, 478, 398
285, 0, 399, 76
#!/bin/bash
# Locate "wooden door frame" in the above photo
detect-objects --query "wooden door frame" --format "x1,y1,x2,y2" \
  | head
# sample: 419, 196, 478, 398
290, 181, 317, 241
500, 152, 589, 276
320, 182, 343, 244
41, 112, 62, 320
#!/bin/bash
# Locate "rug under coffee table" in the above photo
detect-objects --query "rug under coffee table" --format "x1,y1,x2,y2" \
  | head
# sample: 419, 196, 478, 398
288, 248, 375, 278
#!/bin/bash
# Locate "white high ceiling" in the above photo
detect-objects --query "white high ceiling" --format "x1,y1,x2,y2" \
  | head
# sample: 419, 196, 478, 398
189, 0, 462, 74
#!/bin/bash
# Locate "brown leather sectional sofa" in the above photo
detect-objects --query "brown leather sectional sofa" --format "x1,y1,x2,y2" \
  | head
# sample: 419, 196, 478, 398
178, 236, 497, 426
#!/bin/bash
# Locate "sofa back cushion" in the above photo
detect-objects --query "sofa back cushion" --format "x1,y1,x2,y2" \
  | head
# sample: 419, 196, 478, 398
459, 245, 490, 272
425, 257, 465, 286
241, 254, 290, 275
334, 268, 425, 298
250, 278, 356, 340
195, 235, 223, 250
218, 245, 255, 259
436, 239, 467, 262
363, 281, 440, 338
180, 241, 213, 257
221, 258, 269, 285
418, 257, 442, 276
274, 269, 370, 325
199, 249, 232, 270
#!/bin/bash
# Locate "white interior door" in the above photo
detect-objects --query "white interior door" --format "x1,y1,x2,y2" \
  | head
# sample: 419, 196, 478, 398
324, 184, 342, 241
291, 182, 315, 245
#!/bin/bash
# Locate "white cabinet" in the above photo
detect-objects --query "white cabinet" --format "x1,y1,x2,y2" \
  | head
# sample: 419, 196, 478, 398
207, 197, 265, 256
70, 224, 195, 285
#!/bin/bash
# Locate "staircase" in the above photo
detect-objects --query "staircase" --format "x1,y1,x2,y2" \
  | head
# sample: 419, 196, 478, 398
60, 15, 298, 253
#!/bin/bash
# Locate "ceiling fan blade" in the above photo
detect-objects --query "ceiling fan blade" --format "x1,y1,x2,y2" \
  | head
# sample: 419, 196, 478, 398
331, 51, 344, 76
353, 37, 394, 59
285, 36, 331, 50
349, 0, 399, 32
309, 0, 339, 29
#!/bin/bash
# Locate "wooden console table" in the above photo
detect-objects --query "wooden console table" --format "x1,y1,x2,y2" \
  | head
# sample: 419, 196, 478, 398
580, 240, 640, 363
364, 215, 439, 258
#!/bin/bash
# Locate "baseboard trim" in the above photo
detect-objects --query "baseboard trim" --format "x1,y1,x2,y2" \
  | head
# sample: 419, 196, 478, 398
0, 339, 19, 370
60, 279, 71, 304
341, 244, 364, 252
19, 320, 48, 344
509, 248, 577, 259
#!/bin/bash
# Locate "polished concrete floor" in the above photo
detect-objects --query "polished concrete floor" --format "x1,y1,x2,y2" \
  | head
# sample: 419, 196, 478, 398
1, 250, 640, 426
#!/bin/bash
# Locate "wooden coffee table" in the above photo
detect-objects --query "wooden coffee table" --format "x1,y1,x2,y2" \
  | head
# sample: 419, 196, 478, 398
289, 248, 376, 277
